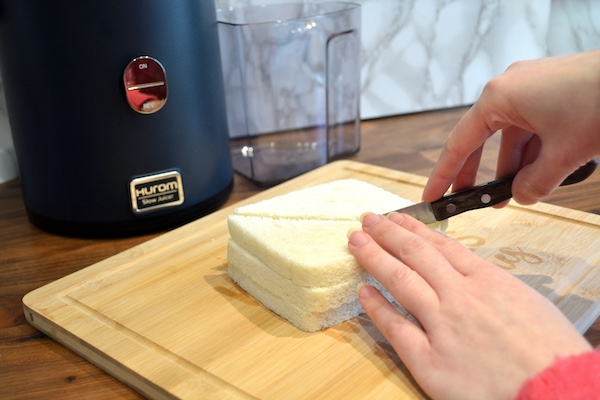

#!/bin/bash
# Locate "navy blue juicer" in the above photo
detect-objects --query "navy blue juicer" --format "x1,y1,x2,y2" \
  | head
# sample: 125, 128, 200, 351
0, 1, 233, 236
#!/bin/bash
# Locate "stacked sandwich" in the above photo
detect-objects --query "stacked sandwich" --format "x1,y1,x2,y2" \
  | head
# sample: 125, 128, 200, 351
227, 179, 437, 332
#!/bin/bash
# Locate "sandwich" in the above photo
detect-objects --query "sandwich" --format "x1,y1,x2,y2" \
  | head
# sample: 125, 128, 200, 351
227, 179, 443, 332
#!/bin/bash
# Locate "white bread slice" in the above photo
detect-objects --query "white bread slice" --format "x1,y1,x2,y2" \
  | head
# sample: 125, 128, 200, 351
233, 178, 413, 220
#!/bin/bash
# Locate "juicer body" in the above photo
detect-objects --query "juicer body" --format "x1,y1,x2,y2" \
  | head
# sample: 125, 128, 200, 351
0, 0, 233, 236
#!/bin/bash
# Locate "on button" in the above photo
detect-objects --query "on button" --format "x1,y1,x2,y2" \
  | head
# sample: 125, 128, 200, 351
123, 56, 168, 114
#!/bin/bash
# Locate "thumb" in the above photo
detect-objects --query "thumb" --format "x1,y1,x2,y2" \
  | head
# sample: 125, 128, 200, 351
511, 155, 574, 205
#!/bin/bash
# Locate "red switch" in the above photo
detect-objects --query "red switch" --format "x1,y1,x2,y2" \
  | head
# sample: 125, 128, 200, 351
123, 56, 168, 114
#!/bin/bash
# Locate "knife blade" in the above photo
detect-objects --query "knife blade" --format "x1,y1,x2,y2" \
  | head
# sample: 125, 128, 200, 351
388, 158, 599, 224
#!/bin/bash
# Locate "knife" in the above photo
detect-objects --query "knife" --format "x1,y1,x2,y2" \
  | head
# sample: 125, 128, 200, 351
388, 158, 599, 224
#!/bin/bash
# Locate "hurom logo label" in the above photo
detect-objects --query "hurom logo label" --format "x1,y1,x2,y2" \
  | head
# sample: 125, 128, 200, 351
130, 171, 184, 214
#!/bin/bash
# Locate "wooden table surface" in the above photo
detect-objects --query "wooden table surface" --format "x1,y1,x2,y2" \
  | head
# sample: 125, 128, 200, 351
1, 107, 599, 399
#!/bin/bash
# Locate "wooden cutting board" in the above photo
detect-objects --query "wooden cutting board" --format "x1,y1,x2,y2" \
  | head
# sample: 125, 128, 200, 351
23, 160, 600, 399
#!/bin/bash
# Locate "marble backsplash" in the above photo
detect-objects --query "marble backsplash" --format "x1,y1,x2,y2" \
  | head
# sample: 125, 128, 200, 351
0, 0, 598, 182
216, 0, 599, 118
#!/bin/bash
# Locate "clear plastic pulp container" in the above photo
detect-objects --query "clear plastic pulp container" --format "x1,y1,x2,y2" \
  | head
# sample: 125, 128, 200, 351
218, 2, 361, 186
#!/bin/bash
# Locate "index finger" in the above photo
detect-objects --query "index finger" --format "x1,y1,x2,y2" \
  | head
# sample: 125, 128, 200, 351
387, 212, 497, 278
357, 213, 462, 292
423, 104, 495, 202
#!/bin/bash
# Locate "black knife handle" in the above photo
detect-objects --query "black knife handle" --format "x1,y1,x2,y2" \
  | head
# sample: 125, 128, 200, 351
430, 158, 598, 221
430, 178, 514, 220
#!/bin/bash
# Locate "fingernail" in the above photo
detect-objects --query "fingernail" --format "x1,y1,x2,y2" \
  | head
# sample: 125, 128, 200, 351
387, 212, 406, 225
357, 283, 376, 299
348, 229, 369, 246
356, 282, 365, 295
346, 227, 360, 239
361, 212, 382, 228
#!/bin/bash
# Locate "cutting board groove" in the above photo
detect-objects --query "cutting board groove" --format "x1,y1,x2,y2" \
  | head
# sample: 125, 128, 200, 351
23, 160, 600, 399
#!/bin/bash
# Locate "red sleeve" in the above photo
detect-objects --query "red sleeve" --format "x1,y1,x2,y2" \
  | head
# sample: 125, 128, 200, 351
515, 349, 600, 400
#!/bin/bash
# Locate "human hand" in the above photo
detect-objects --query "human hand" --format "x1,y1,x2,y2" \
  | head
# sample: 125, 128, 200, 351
423, 50, 600, 206
347, 212, 592, 400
